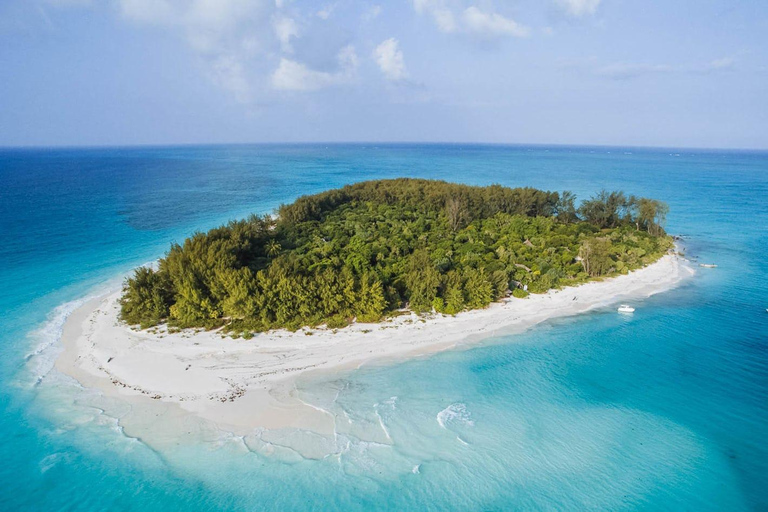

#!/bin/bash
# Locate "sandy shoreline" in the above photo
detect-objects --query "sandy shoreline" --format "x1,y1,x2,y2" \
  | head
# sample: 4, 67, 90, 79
55, 254, 693, 452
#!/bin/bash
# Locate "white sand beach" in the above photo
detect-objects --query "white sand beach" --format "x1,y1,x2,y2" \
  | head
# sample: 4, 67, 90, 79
55, 254, 692, 452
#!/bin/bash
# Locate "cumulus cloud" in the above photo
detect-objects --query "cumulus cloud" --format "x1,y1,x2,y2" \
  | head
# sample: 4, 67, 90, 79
411, 0, 529, 38
273, 16, 298, 53
271, 59, 333, 90
374, 38, 408, 81
412, 0, 456, 32
271, 44, 358, 91
112, 0, 364, 100
554, 0, 601, 18
462, 6, 529, 37
116, 0, 278, 102
316, 3, 337, 20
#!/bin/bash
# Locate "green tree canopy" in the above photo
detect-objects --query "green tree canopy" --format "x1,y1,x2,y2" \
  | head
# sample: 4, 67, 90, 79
120, 179, 672, 335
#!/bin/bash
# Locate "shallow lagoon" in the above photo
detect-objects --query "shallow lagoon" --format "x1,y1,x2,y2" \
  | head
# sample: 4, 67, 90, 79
1, 144, 766, 510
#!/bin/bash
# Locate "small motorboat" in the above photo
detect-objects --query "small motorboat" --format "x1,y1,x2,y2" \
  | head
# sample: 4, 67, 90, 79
699, 263, 718, 268
617, 305, 635, 313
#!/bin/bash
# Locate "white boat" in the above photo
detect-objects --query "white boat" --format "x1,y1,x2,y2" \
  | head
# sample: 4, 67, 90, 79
617, 305, 635, 313
699, 263, 718, 268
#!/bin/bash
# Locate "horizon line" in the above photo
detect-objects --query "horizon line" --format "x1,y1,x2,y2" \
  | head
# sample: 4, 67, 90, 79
1, 140, 767, 154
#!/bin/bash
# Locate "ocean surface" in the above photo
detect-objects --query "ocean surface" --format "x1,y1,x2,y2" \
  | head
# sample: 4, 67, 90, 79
0, 144, 766, 511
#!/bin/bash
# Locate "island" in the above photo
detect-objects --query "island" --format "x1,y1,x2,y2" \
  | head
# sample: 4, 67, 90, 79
56, 179, 690, 454
120, 179, 673, 333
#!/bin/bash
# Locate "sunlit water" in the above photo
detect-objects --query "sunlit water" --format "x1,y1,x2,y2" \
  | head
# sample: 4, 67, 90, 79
1, 144, 766, 510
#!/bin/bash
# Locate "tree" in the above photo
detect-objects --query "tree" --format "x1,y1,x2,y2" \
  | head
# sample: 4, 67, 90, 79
652, 201, 669, 237
445, 196, 467, 231
404, 249, 440, 312
266, 239, 282, 259
636, 198, 669, 236
556, 191, 579, 223
489, 269, 509, 299
356, 272, 387, 322
463, 268, 493, 309
579, 190, 627, 228
120, 179, 671, 333
579, 237, 613, 277
120, 267, 171, 328
219, 268, 257, 320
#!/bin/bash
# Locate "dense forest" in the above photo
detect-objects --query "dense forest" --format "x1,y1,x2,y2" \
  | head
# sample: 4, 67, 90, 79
121, 179, 672, 335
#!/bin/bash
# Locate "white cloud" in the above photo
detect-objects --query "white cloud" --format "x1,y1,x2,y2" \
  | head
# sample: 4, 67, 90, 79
596, 63, 672, 79
462, 6, 529, 37
338, 44, 359, 70
118, 0, 176, 25
374, 38, 407, 81
555, 0, 601, 18
434, 10, 457, 32
50, 0, 363, 99
413, 0, 456, 32
316, 3, 337, 20
412, 0, 455, 32
362, 5, 382, 22
273, 16, 298, 53
705, 57, 735, 71
208, 55, 251, 102
596, 58, 736, 79
271, 45, 358, 91
116, 0, 278, 102
410, 1, 529, 38
271, 59, 334, 90
114, 0, 369, 99
44, 0, 93, 7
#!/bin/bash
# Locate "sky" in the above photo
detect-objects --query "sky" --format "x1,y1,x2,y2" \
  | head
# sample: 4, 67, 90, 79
0, 0, 766, 149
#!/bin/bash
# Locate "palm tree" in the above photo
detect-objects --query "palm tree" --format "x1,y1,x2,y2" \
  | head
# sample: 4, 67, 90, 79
266, 239, 281, 259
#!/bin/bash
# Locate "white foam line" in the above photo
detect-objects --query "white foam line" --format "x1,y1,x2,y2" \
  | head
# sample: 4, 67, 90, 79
373, 403, 392, 442
24, 260, 149, 383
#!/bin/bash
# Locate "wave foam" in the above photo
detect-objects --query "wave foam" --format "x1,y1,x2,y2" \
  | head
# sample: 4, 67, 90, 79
23, 272, 127, 387
437, 403, 475, 430
373, 405, 392, 443
23, 297, 89, 385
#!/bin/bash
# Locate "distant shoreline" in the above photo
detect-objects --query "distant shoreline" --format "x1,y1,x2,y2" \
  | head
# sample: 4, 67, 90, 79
54, 253, 693, 457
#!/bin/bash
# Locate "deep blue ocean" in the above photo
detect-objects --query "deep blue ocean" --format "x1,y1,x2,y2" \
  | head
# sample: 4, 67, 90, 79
0, 144, 766, 511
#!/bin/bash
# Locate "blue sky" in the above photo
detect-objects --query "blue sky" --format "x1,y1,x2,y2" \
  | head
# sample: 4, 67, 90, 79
0, 0, 766, 148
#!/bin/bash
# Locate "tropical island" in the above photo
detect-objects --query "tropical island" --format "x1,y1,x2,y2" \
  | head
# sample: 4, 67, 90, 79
121, 179, 673, 335
56, 178, 689, 446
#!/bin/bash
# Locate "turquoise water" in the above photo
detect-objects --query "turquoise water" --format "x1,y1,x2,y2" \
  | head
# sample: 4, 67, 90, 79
1, 144, 766, 510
